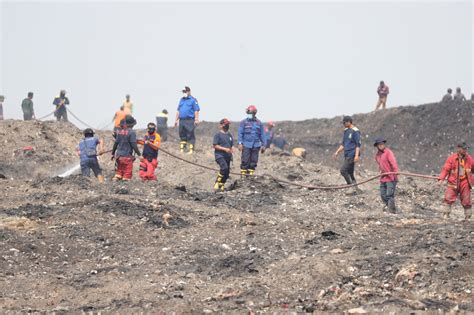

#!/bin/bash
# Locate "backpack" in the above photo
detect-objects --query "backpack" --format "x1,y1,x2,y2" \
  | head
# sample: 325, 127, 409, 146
80, 137, 98, 158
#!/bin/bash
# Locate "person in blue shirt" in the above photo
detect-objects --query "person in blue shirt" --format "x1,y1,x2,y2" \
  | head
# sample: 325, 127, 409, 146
238, 105, 266, 176
174, 86, 200, 154
333, 115, 362, 193
212, 118, 234, 192
76, 128, 104, 183
264, 121, 275, 149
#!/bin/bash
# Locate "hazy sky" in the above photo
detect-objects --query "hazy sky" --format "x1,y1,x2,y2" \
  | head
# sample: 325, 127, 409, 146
1, 1, 472, 128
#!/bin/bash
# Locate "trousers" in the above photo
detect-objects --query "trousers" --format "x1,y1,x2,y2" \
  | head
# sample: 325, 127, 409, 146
241, 147, 260, 170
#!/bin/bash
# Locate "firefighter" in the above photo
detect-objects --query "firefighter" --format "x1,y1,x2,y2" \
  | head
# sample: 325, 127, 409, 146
77, 128, 105, 183
238, 105, 266, 176
175, 86, 200, 154
138, 122, 161, 181
111, 116, 141, 181
212, 118, 234, 191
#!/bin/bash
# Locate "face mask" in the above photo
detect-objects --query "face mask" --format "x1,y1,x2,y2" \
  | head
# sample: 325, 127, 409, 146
223, 125, 230, 132
148, 128, 155, 134
247, 114, 254, 119
183, 93, 188, 98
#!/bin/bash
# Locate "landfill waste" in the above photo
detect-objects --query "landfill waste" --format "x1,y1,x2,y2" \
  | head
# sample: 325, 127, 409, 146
0, 101, 473, 313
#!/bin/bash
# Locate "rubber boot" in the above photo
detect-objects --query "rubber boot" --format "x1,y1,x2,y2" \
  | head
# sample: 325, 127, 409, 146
240, 169, 248, 178
388, 198, 396, 213
464, 207, 472, 221
179, 141, 186, 153
443, 204, 452, 219
97, 175, 105, 184
248, 169, 255, 176
214, 173, 224, 192
188, 144, 194, 155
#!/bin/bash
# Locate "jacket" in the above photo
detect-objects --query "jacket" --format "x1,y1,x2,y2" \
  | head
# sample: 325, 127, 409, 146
238, 118, 266, 149
140, 132, 161, 160
112, 128, 141, 158
177, 96, 200, 119
439, 153, 474, 187
375, 148, 399, 182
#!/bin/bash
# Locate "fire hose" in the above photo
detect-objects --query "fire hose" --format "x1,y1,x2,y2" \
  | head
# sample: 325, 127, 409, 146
97, 142, 439, 190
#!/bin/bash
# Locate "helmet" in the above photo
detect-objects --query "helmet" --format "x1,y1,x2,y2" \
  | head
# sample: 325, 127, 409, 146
342, 115, 353, 123
83, 128, 94, 136
267, 120, 275, 127
246, 105, 257, 113
125, 115, 136, 127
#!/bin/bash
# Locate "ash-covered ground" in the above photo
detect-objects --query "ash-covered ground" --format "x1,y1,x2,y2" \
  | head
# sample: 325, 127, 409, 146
0, 101, 473, 313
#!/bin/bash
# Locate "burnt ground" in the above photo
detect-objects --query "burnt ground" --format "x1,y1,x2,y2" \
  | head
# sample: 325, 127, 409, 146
0, 101, 473, 313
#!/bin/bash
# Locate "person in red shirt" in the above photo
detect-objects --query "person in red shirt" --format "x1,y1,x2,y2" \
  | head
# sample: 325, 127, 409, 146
438, 142, 474, 220
375, 80, 389, 110
374, 138, 399, 213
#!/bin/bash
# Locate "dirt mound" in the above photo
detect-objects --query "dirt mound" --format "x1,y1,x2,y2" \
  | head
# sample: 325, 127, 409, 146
0, 120, 83, 178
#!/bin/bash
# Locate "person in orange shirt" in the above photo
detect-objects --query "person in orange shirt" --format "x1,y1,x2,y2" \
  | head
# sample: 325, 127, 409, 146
113, 106, 127, 136
138, 122, 161, 181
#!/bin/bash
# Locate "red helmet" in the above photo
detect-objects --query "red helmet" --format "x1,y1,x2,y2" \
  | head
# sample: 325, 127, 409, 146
246, 105, 257, 113
267, 120, 275, 127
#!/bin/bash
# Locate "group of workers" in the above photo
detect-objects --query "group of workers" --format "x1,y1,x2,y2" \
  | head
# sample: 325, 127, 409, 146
0, 83, 471, 220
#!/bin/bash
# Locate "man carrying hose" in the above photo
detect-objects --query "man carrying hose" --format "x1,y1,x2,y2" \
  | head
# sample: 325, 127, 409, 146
213, 118, 234, 191
76, 128, 105, 183
333, 115, 362, 194
53, 90, 70, 122
438, 142, 474, 220
374, 138, 399, 213
111, 115, 142, 181
138, 122, 161, 181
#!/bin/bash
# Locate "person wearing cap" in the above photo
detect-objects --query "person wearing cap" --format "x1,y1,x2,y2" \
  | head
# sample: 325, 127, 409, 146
175, 86, 200, 154
453, 87, 466, 103
0, 95, 4, 120
438, 142, 474, 220
76, 128, 105, 183
374, 138, 399, 213
137, 122, 161, 181
21, 92, 35, 121
53, 90, 70, 122
212, 119, 234, 191
111, 115, 142, 181
123, 94, 133, 115
156, 109, 169, 142
333, 116, 362, 193
375, 80, 389, 110
238, 105, 266, 176
441, 88, 453, 104
264, 121, 275, 149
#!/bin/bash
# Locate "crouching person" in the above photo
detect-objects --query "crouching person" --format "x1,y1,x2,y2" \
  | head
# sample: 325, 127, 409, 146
138, 122, 161, 181
374, 138, 399, 213
213, 119, 234, 191
77, 128, 105, 183
112, 116, 141, 181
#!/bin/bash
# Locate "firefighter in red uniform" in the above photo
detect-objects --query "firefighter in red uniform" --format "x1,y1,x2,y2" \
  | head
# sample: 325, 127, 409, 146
138, 122, 161, 181
438, 142, 474, 220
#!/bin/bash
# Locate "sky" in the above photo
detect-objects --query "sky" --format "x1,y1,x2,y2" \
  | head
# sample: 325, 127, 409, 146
0, 1, 472, 129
